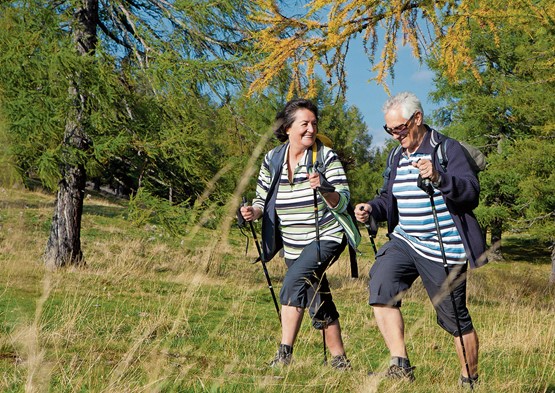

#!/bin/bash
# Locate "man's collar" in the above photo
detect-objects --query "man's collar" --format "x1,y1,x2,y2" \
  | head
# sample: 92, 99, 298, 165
402, 126, 433, 156
413, 126, 433, 154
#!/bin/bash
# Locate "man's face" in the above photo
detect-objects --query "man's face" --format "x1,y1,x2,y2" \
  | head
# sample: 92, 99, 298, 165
384, 107, 421, 152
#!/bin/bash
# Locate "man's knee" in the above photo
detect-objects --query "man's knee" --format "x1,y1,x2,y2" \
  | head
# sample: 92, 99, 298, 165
436, 315, 474, 336
434, 290, 473, 336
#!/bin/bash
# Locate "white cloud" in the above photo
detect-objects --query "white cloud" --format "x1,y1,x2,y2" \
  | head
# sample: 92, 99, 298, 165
410, 69, 435, 83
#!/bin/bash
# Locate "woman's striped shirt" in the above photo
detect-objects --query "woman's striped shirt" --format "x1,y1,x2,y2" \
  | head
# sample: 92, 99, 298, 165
253, 144, 349, 260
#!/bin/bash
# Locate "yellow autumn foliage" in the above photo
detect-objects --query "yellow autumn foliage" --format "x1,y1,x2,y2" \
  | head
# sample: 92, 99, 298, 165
247, 0, 554, 98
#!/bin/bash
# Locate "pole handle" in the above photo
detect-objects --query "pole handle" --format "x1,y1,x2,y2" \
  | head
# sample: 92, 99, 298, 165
417, 174, 435, 196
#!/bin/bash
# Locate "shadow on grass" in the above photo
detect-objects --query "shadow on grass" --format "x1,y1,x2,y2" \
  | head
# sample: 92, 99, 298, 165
529, 385, 555, 393
83, 204, 125, 218
0, 198, 53, 210
1, 196, 126, 220
501, 236, 551, 265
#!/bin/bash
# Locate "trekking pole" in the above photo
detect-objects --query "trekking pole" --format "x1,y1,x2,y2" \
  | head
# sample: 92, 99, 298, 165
359, 206, 378, 255
311, 163, 327, 365
239, 197, 281, 325
417, 176, 472, 385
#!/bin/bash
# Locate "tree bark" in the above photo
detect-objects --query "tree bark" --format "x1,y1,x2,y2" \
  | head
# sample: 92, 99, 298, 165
490, 218, 503, 260
44, 164, 86, 268
550, 242, 555, 285
44, 0, 98, 268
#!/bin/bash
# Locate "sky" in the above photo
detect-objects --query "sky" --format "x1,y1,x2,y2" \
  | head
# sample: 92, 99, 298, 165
279, 2, 439, 148
342, 37, 439, 147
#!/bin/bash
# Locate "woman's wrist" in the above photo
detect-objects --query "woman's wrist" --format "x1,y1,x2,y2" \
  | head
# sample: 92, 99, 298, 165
253, 206, 263, 220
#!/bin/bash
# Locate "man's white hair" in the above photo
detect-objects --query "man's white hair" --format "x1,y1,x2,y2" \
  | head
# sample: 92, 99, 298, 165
382, 92, 424, 121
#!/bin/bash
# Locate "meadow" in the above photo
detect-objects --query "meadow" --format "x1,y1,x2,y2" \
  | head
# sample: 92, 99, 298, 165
0, 187, 553, 392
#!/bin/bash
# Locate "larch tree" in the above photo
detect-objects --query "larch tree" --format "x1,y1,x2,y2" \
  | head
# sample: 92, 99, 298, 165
43, 0, 98, 267
0, 0, 256, 268
428, 5, 554, 269
247, 0, 554, 98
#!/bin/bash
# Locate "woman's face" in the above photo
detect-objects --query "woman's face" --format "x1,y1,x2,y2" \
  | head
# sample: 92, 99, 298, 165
287, 108, 318, 151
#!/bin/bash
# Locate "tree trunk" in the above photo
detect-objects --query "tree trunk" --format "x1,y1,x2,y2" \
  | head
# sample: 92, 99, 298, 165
44, 164, 86, 268
43, 0, 98, 268
550, 242, 555, 285
490, 219, 503, 261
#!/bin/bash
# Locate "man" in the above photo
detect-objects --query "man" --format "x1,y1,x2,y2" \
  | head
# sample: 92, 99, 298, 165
355, 92, 487, 388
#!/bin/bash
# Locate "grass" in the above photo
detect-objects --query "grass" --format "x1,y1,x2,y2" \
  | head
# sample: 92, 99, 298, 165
0, 186, 554, 392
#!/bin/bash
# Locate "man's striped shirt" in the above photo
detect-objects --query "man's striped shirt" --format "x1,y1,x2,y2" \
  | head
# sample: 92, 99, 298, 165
391, 152, 467, 265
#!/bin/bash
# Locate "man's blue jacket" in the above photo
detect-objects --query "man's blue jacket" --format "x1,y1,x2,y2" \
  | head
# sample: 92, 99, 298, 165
368, 128, 488, 269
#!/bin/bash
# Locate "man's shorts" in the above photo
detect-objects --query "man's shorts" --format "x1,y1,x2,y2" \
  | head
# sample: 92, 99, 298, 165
369, 236, 474, 336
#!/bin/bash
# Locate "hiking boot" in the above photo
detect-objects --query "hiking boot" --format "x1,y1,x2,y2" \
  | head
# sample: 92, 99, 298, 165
385, 364, 416, 381
459, 374, 479, 389
269, 344, 292, 367
330, 354, 351, 370
368, 356, 415, 382
368, 364, 416, 381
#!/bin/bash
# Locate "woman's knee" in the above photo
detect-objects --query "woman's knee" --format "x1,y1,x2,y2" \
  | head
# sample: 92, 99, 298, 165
279, 277, 307, 307
310, 306, 339, 330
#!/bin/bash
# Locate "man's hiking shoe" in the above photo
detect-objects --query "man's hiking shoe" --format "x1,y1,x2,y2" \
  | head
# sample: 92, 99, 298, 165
330, 354, 351, 370
269, 344, 292, 367
368, 364, 416, 382
385, 364, 416, 381
459, 374, 479, 389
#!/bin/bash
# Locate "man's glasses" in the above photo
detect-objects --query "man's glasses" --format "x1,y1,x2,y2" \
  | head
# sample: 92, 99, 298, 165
383, 112, 417, 136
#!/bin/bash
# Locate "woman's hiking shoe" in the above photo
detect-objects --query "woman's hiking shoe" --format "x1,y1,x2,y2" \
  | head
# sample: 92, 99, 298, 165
459, 374, 479, 389
330, 355, 351, 370
269, 344, 292, 367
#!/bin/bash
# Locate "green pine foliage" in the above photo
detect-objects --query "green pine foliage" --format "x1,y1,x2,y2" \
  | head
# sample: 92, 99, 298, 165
127, 187, 191, 236
318, 95, 383, 204
0, 109, 19, 186
503, 139, 555, 243
429, 1, 555, 257
0, 4, 71, 188
0, 0, 260, 231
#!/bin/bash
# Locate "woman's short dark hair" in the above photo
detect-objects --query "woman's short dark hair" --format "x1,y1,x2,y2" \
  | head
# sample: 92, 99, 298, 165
273, 99, 319, 142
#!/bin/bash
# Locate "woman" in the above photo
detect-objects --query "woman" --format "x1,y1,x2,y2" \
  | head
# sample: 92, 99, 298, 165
240, 98, 352, 369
